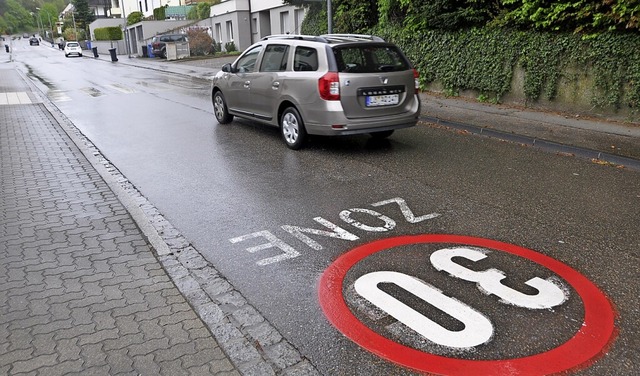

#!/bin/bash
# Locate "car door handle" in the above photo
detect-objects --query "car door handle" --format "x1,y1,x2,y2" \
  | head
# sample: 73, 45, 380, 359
272, 82, 280, 90
244, 81, 251, 88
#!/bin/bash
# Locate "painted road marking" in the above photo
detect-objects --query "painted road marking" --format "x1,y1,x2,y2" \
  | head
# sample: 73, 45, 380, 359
230, 197, 440, 265
0, 92, 32, 105
319, 235, 616, 375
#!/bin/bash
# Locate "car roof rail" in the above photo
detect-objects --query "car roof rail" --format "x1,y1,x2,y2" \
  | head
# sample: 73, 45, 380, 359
320, 34, 386, 42
261, 34, 329, 43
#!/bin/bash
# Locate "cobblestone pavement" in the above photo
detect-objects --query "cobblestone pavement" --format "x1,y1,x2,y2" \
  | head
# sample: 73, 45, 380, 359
0, 66, 242, 375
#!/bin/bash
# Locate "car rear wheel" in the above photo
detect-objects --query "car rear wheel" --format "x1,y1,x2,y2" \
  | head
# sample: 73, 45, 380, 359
280, 107, 307, 150
213, 91, 233, 124
370, 130, 394, 139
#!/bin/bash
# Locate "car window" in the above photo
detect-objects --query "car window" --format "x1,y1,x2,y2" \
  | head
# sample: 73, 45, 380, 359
334, 46, 410, 73
67, 42, 79, 47
294, 47, 318, 72
236, 45, 263, 73
260, 44, 289, 72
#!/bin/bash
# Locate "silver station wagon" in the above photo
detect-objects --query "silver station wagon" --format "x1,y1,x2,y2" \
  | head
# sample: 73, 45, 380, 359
211, 34, 421, 149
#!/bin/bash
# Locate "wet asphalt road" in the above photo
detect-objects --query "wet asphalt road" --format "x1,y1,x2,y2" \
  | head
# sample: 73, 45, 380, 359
11, 42, 640, 375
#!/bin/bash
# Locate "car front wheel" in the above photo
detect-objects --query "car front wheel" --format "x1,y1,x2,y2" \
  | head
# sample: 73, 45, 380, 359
280, 107, 307, 150
213, 91, 233, 124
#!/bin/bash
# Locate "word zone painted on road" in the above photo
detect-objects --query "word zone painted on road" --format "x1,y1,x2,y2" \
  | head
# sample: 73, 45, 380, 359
229, 197, 440, 265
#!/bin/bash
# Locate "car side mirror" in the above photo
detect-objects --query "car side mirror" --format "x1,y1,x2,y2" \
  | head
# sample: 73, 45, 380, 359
222, 63, 235, 73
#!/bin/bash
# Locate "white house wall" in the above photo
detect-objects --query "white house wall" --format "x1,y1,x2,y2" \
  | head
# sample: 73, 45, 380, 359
209, 1, 305, 51
250, 0, 286, 12
268, 6, 305, 35
216, 0, 250, 13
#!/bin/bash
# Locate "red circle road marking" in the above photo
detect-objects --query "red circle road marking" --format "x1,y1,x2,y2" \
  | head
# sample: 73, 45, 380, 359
318, 234, 617, 375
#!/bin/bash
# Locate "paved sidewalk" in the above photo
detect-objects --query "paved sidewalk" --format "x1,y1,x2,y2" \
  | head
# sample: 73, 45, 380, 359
0, 67, 240, 374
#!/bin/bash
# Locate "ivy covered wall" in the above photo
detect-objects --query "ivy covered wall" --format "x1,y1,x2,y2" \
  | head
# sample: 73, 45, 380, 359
299, 2, 639, 121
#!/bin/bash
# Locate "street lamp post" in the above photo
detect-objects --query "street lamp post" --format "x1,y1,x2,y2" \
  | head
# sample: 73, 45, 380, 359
31, 12, 43, 38
36, 8, 54, 40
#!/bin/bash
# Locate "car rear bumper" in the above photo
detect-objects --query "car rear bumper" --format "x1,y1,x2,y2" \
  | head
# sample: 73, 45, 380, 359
302, 96, 420, 136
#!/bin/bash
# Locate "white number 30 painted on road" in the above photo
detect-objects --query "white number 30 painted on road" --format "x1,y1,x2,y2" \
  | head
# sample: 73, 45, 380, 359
354, 247, 568, 349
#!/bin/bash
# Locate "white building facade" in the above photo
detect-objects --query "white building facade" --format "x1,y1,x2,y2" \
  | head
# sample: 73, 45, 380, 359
209, 0, 306, 51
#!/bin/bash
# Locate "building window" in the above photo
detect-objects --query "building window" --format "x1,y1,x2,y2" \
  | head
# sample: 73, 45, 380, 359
252, 18, 257, 34
226, 21, 234, 41
280, 11, 289, 34
144, 0, 148, 12
215, 23, 222, 42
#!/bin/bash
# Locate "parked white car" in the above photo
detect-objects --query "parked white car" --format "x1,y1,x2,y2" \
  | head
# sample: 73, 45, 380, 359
64, 42, 82, 57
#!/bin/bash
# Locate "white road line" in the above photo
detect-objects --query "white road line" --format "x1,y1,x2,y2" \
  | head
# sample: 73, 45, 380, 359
0, 92, 33, 105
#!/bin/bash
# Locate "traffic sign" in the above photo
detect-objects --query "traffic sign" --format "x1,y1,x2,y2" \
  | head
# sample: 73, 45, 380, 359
319, 234, 617, 375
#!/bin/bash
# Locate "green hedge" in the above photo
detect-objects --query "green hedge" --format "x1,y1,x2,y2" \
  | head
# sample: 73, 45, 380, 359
154, 7, 166, 21
94, 27, 123, 41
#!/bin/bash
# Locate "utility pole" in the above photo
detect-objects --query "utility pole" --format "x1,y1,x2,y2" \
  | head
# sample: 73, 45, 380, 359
120, 0, 131, 57
327, 0, 332, 33
71, 11, 78, 41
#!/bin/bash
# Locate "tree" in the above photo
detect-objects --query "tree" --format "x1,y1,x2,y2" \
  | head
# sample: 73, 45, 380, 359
127, 11, 144, 25
37, 3, 59, 36
1, 0, 36, 34
73, 0, 95, 35
187, 28, 213, 55
187, 2, 221, 20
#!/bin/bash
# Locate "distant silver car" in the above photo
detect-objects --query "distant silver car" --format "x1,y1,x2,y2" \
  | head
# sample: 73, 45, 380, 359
211, 34, 420, 149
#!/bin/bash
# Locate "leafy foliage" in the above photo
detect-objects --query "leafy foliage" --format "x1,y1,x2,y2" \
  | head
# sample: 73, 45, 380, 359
154, 6, 166, 21
497, 0, 640, 33
187, 28, 213, 55
73, 0, 95, 35
377, 0, 498, 30
0, 0, 36, 34
127, 11, 144, 26
295, 0, 638, 117
188, 2, 215, 20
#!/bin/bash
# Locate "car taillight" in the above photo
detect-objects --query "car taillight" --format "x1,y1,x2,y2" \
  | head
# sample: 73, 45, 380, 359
413, 69, 420, 94
319, 72, 340, 101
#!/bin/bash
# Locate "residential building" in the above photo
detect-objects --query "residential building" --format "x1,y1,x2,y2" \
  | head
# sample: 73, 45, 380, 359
209, 0, 306, 51
92, 0, 181, 19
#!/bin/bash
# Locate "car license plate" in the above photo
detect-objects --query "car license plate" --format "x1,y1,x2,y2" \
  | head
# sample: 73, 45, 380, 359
365, 94, 399, 107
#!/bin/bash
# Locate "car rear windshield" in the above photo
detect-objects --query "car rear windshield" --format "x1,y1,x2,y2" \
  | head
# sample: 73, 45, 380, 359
333, 45, 410, 73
